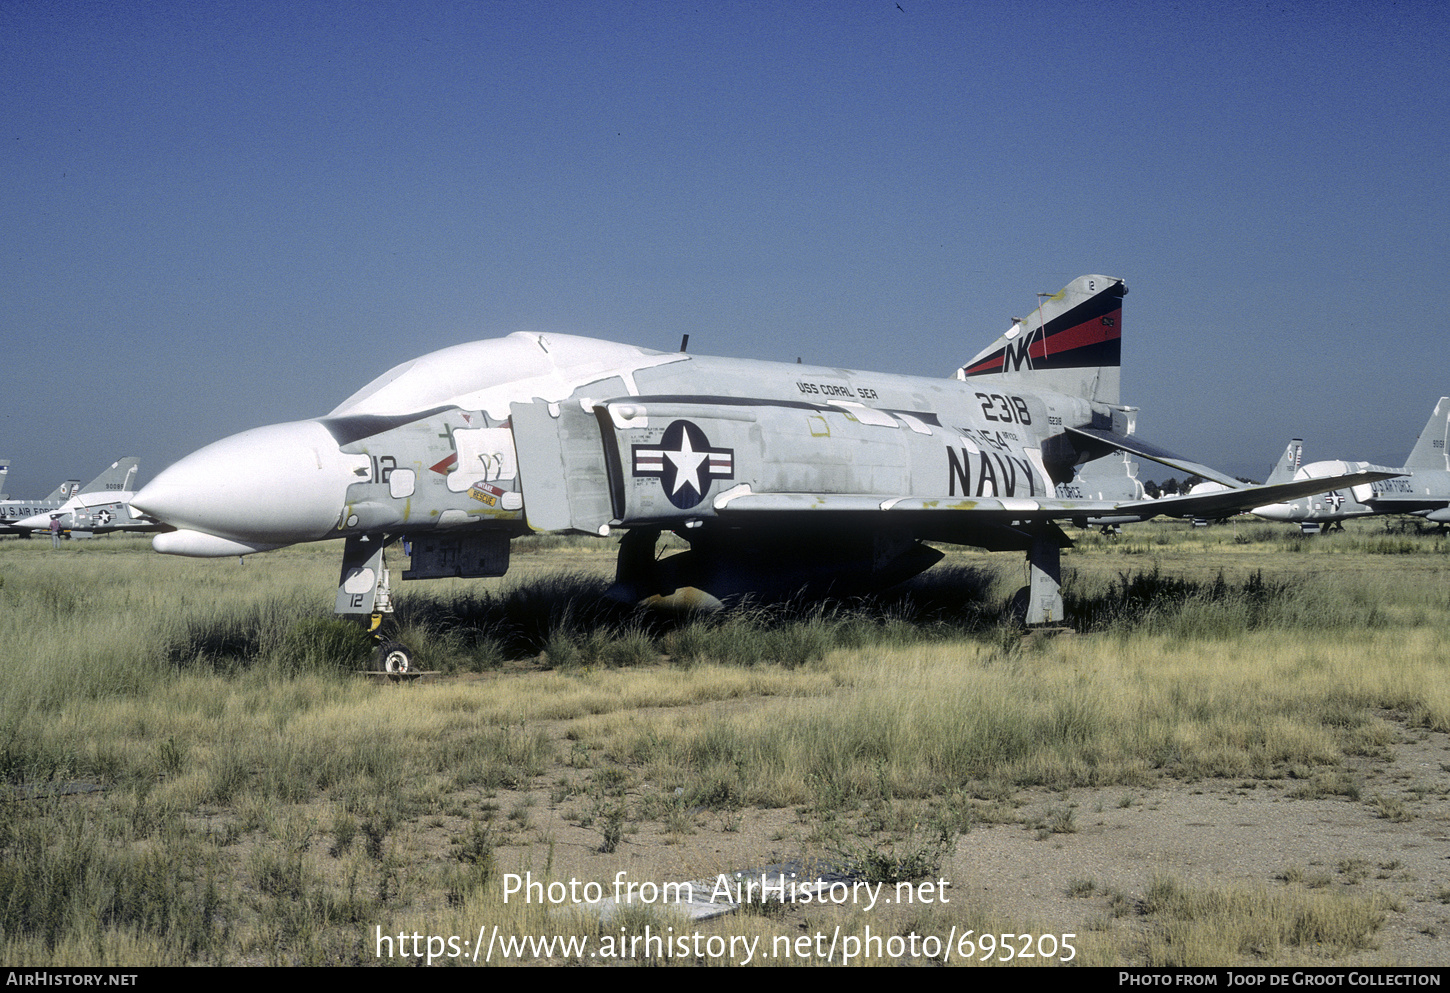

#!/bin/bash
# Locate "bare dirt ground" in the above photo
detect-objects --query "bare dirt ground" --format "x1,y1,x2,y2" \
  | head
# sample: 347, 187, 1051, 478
422, 689, 1450, 967
941, 722, 1450, 965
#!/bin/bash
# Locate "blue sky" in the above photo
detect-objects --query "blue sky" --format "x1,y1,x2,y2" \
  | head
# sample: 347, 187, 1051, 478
4, 0, 1446, 494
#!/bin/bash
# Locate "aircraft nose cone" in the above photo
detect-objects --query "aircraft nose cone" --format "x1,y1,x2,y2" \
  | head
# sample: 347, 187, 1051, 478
133, 420, 365, 544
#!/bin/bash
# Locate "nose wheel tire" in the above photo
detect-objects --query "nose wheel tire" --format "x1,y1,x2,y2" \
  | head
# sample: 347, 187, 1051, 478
371, 641, 414, 674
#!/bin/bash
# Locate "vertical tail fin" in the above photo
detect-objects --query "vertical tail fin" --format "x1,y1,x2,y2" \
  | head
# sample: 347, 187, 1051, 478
45, 480, 81, 502
78, 457, 140, 495
1265, 439, 1304, 484
956, 275, 1125, 404
1403, 398, 1449, 471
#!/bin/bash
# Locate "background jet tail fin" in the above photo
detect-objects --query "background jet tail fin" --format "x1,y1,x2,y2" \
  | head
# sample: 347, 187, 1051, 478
78, 457, 140, 495
956, 275, 1125, 404
45, 480, 81, 502
1403, 398, 1449, 471
1265, 439, 1304, 485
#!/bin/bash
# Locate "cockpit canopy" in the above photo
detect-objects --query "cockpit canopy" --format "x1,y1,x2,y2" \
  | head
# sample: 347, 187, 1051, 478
328, 332, 665, 417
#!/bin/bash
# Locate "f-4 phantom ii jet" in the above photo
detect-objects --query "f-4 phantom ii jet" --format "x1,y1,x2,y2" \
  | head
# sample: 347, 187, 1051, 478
1253, 398, 1450, 531
131, 275, 1397, 666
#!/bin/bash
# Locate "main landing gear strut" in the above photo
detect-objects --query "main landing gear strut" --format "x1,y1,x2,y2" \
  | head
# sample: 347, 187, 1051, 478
1006, 527, 1067, 628
1024, 532, 1064, 626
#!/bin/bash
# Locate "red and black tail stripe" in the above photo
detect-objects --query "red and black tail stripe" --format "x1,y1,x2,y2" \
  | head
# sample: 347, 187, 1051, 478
963, 283, 1124, 377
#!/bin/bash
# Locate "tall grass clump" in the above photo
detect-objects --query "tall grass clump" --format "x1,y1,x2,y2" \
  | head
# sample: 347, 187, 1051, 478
165, 597, 367, 675
394, 571, 621, 662
649, 564, 1002, 667
274, 618, 374, 675
0, 585, 173, 714
1069, 568, 1385, 637
658, 608, 834, 668
0, 795, 229, 963
393, 562, 1003, 669
1139, 874, 1392, 965
640, 647, 1134, 805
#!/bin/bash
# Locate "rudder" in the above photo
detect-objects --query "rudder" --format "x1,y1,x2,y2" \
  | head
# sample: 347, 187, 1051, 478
78, 457, 140, 495
956, 275, 1125, 404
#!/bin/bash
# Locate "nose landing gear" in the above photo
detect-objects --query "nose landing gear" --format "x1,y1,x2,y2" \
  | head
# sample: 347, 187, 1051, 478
338, 533, 420, 678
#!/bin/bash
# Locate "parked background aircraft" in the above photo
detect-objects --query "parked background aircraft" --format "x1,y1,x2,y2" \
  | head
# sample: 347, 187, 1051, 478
0, 475, 82, 536
13, 457, 159, 538
131, 276, 1396, 667
1253, 399, 1450, 531
1175, 440, 1312, 528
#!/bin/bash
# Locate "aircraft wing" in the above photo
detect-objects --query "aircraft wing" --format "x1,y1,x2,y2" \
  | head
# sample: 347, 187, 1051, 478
714, 467, 1403, 527
1124, 468, 1401, 521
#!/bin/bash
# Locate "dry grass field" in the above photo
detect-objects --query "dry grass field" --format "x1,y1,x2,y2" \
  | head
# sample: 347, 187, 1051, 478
1, 518, 1448, 967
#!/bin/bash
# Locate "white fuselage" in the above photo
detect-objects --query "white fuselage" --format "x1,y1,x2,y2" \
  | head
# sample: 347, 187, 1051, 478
132, 332, 1103, 553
